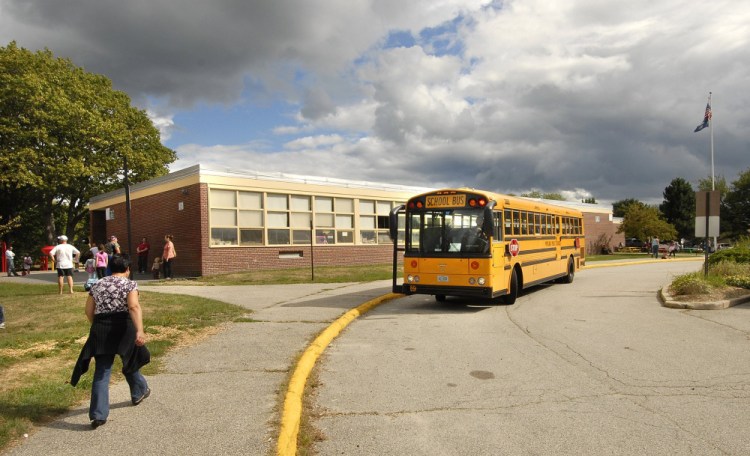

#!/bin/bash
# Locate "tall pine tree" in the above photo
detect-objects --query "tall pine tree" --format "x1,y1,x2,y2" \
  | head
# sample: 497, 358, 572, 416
659, 178, 695, 241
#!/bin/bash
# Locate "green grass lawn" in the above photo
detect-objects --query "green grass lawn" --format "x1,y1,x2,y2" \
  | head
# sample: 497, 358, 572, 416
586, 251, 704, 262
152, 263, 400, 286
0, 283, 246, 451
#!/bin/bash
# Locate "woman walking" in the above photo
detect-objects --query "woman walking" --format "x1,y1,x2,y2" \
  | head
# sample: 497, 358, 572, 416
162, 234, 176, 280
70, 254, 151, 429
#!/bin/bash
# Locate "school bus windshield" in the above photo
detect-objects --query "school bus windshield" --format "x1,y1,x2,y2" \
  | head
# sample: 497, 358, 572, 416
406, 208, 490, 255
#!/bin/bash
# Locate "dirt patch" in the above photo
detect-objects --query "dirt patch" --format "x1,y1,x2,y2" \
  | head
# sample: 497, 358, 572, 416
0, 341, 61, 358
671, 286, 750, 303
0, 325, 227, 395
0, 357, 64, 393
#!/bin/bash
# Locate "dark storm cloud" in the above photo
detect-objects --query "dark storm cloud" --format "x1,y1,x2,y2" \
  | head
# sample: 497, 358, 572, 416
0, 0, 388, 106
2, 0, 748, 205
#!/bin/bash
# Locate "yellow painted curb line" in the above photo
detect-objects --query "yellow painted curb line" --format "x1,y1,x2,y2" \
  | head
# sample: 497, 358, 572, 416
583, 257, 703, 269
277, 292, 402, 456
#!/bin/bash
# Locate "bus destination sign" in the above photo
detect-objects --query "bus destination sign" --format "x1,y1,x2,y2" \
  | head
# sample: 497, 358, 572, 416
425, 194, 466, 208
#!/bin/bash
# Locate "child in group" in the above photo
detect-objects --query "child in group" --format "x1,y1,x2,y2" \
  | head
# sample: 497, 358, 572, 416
22, 254, 33, 275
95, 244, 108, 279
83, 257, 98, 291
152, 257, 162, 279
85, 258, 96, 278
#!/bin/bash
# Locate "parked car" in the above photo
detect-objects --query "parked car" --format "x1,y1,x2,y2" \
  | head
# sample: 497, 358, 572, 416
624, 238, 644, 248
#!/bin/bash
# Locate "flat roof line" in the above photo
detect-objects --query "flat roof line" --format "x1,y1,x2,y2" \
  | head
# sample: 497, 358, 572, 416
90, 164, 432, 204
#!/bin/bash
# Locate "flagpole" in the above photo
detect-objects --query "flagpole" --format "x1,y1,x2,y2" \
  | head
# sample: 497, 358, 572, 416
710, 92, 715, 191
709, 92, 717, 251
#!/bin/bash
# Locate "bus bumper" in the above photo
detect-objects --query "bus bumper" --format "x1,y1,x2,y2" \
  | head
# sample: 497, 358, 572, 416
395, 284, 497, 299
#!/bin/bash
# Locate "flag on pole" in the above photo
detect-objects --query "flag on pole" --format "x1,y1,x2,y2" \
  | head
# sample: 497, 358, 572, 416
694, 99, 712, 132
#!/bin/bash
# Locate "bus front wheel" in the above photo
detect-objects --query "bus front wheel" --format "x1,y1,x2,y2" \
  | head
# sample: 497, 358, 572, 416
435, 294, 446, 302
502, 269, 519, 304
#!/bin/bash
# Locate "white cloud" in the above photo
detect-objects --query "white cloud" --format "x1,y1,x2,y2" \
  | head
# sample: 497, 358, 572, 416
283, 134, 345, 150
3, 0, 750, 203
146, 110, 175, 142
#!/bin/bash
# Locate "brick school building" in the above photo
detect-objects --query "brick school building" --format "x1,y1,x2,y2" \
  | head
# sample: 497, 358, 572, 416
88, 164, 621, 277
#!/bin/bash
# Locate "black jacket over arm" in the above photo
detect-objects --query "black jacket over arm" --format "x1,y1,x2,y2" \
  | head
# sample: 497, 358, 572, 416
70, 312, 150, 387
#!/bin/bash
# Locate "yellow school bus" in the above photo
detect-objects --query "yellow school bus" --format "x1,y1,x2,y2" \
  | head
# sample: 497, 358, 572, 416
389, 189, 585, 303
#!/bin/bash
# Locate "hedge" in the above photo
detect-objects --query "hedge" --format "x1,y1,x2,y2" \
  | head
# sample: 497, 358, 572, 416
706, 247, 750, 266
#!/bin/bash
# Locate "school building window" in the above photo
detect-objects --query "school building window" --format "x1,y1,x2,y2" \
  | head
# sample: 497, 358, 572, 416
359, 200, 393, 244
209, 188, 398, 247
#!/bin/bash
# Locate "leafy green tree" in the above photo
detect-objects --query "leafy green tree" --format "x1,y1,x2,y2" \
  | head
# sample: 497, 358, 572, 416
722, 168, 750, 239
0, 42, 175, 249
612, 198, 646, 218
697, 174, 729, 196
618, 204, 677, 241
659, 178, 695, 241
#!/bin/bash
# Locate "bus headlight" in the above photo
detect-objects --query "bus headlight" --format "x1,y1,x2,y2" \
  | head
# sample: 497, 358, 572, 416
469, 277, 476, 285
478, 277, 486, 286
407, 275, 420, 283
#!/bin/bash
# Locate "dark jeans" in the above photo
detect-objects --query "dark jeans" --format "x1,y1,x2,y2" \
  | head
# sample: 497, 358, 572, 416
137, 255, 148, 273
90, 353, 148, 421
0, 305, 4, 324
163, 258, 173, 279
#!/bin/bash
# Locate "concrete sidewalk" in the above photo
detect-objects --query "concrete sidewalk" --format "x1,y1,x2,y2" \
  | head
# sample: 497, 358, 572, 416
4, 273, 393, 456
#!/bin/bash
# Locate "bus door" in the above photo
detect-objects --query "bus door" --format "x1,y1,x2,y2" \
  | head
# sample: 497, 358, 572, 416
555, 215, 563, 261
389, 205, 406, 293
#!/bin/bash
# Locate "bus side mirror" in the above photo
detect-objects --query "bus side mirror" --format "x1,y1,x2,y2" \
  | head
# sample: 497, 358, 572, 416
482, 202, 496, 236
389, 205, 405, 241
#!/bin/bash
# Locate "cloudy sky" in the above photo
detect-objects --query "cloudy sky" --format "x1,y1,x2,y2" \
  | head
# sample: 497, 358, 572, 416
1, 0, 748, 205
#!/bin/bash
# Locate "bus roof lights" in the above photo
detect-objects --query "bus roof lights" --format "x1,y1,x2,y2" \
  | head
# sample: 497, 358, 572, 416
467, 197, 487, 208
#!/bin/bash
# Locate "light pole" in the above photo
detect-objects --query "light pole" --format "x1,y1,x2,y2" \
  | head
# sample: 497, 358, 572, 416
123, 155, 133, 278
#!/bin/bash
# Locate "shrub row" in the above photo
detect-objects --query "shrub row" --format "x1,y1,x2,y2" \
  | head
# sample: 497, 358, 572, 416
726, 275, 750, 289
707, 246, 750, 266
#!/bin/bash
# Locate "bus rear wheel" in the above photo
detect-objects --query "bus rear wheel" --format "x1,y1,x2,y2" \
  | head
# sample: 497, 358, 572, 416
502, 269, 519, 304
561, 259, 575, 284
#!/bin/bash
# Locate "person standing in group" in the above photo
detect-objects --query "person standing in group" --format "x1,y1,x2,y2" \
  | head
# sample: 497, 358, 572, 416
70, 254, 151, 429
162, 235, 176, 280
49, 235, 80, 294
95, 244, 108, 279
104, 236, 121, 276
668, 241, 677, 258
88, 242, 99, 262
651, 236, 660, 259
0, 305, 5, 329
136, 237, 150, 274
5, 246, 19, 276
